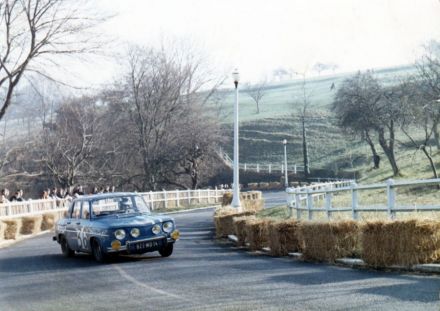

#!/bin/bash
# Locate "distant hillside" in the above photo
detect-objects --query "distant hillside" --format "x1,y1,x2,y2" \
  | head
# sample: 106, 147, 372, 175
218, 64, 418, 174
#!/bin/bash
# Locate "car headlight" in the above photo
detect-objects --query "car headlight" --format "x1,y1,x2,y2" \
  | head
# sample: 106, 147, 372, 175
152, 224, 161, 235
130, 228, 140, 238
114, 229, 126, 240
162, 221, 174, 233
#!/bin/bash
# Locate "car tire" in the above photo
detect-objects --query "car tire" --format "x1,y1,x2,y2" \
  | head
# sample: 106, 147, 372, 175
92, 239, 107, 263
60, 236, 75, 257
159, 243, 173, 257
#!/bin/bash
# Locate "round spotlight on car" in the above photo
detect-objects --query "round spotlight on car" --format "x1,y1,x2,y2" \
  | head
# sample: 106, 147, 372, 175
152, 224, 161, 235
114, 229, 126, 240
162, 221, 174, 233
130, 228, 140, 238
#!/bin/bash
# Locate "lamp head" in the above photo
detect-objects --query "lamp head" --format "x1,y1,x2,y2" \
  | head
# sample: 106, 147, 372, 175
232, 69, 240, 87
283, 139, 287, 145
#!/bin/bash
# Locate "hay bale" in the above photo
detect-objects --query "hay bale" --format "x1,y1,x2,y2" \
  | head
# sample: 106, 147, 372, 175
41, 213, 56, 231
361, 219, 440, 267
259, 182, 269, 189
214, 209, 256, 238
21, 217, 39, 235
221, 192, 233, 206
245, 218, 272, 251
233, 216, 255, 246
3, 220, 18, 240
269, 182, 281, 189
267, 220, 300, 256
297, 220, 360, 262
248, 183, 259, 190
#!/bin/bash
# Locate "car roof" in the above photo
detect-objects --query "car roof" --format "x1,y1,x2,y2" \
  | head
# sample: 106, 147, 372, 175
74, 192, 140, 202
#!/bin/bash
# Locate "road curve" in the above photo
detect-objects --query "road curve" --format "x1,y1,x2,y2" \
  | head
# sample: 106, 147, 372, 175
1, 208, 439, 311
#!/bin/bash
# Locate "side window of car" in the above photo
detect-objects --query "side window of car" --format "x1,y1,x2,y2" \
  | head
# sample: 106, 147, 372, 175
81, 202, 90, 219
72, 202, 81, 219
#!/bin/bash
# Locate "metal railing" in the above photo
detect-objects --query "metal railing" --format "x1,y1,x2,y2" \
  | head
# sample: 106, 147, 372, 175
286, 178, 440, 220
0, 188, 227, 219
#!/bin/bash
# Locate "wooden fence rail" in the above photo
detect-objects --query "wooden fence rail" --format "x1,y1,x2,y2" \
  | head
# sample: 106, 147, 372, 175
286, 178, 440, 220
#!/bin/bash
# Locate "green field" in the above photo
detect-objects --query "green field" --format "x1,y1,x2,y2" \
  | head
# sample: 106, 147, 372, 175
217, 65, 419, 174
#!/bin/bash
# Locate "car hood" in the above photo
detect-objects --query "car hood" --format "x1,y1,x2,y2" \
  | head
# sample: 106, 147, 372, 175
93, 213, 174, 228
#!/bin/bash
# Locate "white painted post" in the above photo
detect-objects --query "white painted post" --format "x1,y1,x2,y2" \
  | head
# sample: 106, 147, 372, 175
215, 186, 218, 203
307, 188, 313, 220
163, 190, 168, 209
5, 202, 11, 216
269, 164, 272, 174
176, 190, 180, 208
52, 198, 57, 210
244, 163, 247, 171
351, 182, 358, 220
281, 164, 284, 174
187, 189, 191, 207
325, 187, 332, 220
149, 191, 154, 210
198, 189, 201, 204
294, 164, 297, 174
386, 179, 395, 220
295, 188, 301, 220
256, 164, 260, 173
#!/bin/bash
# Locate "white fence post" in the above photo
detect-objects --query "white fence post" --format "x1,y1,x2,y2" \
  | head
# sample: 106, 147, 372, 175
215, 187, 218, 203
244, 163, 247, 171
163, 190, 168, 209
306, 188, 313, 220
256, 164, 260, 173
351, 182, 358, 220
198, 189, 201, 204
149, 191, 154, 210
176, 190, 180, 208
386, 179, 395, 220
6, 202, 11, 216
325, 187, 332, 220
295, 188, 301, 220
187, 189, 191, 206
281, 164, 284, 174
268, 164, 272, 174
294, 164, 297, 174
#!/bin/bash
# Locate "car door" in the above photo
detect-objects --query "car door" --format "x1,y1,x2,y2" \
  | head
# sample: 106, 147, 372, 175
66, 201, 81, 251
77, 201, 91, 252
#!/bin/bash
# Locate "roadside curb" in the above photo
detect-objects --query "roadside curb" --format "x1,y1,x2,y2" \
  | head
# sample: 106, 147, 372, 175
226, 234, 440, 274
162, 205, 219, 215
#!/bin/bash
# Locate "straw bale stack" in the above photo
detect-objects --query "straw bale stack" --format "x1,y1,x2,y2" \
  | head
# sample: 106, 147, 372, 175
41, 213, 56, 231
245, 218, 273, 251
3, 220, 18, 240
233, 216, 256, 246
297, 220, 360, 262
361, 219, 440, 267
267, 220, 300, 256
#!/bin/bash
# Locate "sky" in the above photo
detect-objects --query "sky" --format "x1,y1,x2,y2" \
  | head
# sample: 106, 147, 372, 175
84, 0, 440, 87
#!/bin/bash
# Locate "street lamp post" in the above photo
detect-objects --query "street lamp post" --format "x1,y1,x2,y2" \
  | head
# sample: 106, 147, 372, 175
283, 139, 288, 188
231, 69, 241, 210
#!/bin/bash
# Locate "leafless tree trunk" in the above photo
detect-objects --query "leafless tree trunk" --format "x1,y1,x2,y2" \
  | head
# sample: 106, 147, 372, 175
244, 79, 267, 114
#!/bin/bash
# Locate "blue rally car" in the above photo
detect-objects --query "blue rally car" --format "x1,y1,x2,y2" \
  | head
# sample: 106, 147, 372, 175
53, 192, 180, 262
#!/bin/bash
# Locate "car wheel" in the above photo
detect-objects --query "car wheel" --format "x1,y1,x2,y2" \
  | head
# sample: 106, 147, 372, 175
159, 243, 173, 257
60, 236, 75, 257
92, 239, 107, 263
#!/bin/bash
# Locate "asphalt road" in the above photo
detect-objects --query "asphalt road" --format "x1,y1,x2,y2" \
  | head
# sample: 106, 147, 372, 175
1, 209, 440, 311
261, 190, 287, 208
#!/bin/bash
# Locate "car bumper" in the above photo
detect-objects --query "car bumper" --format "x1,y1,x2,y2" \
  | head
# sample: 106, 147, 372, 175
106, 236, 176, 253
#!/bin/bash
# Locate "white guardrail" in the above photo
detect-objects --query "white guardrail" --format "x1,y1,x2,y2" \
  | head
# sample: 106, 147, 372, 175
0, 188, 227, 219
240, 163, 304, 174
287, 178, 440, 220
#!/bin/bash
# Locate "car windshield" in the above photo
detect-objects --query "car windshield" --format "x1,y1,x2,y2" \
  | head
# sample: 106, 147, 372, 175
90, 195, 150, 217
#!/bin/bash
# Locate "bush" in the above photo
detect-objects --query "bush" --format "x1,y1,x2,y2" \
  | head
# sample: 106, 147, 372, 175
297, 220, 360, 262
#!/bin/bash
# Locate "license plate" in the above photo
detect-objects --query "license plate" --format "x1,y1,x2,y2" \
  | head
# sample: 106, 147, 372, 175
131, 239, 163, 252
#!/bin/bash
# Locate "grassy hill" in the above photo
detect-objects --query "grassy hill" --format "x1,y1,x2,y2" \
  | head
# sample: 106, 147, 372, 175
217, 65, 419, 176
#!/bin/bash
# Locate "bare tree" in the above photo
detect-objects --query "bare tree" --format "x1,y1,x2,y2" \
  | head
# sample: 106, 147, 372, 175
40, 96, 104, 188
0, 0, 105, 122
244, 79, 268, 114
